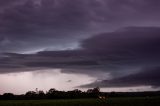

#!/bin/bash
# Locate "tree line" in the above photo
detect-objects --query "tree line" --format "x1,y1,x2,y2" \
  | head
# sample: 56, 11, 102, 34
0, 87, 101, 100
0, 87, 160, 100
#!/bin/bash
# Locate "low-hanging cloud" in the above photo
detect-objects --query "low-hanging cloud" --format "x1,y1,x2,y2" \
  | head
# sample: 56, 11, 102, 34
0, 27, 160, 85
1, 0, 160, 88
81, 67, 160, 88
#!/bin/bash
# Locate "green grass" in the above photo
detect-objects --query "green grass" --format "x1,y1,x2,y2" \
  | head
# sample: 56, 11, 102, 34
107, 96, 160, 106
0, 99, 106, 106
0, 97, 160, 106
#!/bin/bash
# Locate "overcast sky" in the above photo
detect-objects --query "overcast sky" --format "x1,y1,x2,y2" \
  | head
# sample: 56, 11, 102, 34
0, 0, 160, 94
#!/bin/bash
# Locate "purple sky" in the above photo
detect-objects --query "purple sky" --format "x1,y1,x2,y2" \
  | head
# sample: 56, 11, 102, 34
0, 0, 160, 94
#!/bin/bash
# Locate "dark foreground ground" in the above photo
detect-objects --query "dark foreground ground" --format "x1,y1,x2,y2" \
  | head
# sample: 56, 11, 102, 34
0, 97, 160, 106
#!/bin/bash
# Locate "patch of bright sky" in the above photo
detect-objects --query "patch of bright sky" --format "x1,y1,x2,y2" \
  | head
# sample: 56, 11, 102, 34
100, 86, 160, 92
0, 68, 158, 94
0, 69, 96, 94
20, 42, 81, 54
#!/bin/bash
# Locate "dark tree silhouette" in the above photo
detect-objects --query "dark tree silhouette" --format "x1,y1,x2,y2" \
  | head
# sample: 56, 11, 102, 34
86, 87, 100, 98
2, 93, 14, 100
87, 87, 100, 94
25, 91, 37, 99
0, 87, 160, 100
47, 88, 57, 94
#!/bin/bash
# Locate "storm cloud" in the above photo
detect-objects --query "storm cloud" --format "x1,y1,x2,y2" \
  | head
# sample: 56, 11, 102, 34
0, 0, 160, 90
81, 67, 160, 88
1, 0, 160, 53
0, 27, 160, 88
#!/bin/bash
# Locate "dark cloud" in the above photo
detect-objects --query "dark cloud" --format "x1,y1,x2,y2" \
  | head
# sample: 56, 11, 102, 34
1, 0, 160, 53
0, 27, 160, 78
0, 0, 90, 52
82, 27, 160, 62
81, 67, 160, 88
0, 0, 23, 8
0, 0, 160, 88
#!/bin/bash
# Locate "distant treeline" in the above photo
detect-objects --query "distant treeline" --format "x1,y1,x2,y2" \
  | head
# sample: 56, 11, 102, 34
106, 91, 160, 98
0, 87, 160, 100
0, 87, 100, 100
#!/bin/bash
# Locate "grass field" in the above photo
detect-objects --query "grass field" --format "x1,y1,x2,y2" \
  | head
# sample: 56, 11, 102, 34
0, 97, 160, 106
